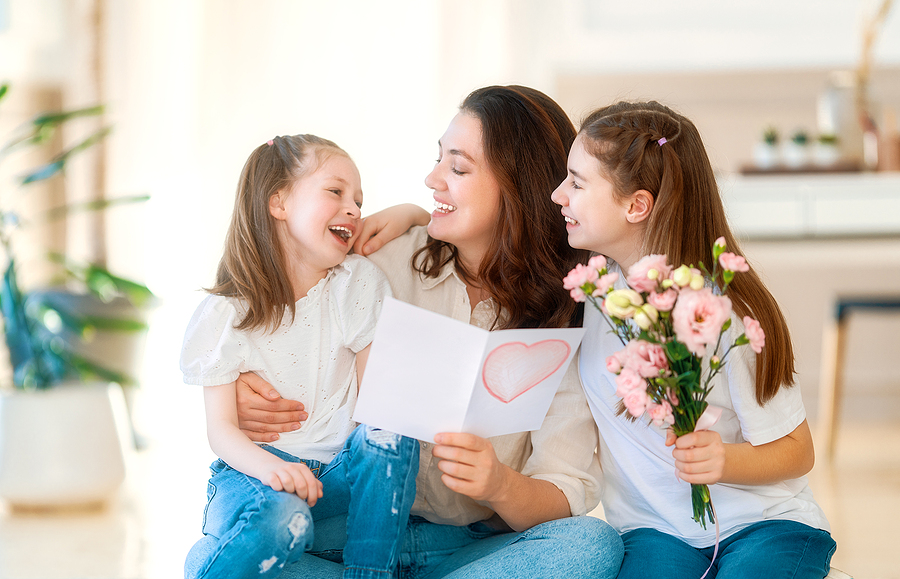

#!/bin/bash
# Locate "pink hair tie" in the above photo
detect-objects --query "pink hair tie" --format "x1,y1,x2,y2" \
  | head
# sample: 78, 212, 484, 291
267, 139, 274, 146
657, 137, 668, 146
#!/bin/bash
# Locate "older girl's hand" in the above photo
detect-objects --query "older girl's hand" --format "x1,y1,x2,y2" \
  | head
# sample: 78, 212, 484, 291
432, 432, 513, 502
235, 372, 307, 442
666, 429, 726, 485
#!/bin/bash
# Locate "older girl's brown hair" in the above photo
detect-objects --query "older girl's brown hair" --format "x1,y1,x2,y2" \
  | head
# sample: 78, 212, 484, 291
579, 101, 794, 404
208, 134, 349, 333
413, 85, 588, 329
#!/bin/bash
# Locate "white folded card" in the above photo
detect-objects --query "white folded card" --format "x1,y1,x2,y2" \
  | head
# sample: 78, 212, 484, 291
352, 297, 585, 441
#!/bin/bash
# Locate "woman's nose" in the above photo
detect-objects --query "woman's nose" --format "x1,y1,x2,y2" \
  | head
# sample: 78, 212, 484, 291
424, 164, 443, 190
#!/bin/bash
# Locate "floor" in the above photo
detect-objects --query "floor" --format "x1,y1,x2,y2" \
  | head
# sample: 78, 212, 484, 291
0, 299, 898, 579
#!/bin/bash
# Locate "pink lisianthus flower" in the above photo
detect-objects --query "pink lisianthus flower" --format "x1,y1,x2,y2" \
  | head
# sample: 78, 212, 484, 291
621, 340, 669, 378
592, 272, 619, 297
626, 254, 672, 293
623, 387, 649, 418
742, 316, 766, 354
671, 288, 732, 356
588, 255, 608, 272
563, 264, 599, 302
606, 353, 623, 374
614, 367, 644, 398
719, 252, 750, 273
666, 387, 680, 407
648, 288, 678, 312
647, 400, 675, 427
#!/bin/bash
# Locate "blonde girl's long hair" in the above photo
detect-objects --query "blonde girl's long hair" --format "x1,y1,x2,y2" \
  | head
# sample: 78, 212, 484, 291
579, 101, 794, 404
208, 134, 348, 333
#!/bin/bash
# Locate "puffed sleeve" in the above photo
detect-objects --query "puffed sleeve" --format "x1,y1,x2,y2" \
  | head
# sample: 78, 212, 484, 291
179, 295, 252, 386
330, 254, 393, 353
520, 349, 604, 516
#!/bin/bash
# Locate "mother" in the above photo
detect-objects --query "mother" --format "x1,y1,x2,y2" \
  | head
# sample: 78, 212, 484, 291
232, 85, 622, 578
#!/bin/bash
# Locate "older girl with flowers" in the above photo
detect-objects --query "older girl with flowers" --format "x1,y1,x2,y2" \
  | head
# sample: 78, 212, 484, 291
552, 101, 836, 579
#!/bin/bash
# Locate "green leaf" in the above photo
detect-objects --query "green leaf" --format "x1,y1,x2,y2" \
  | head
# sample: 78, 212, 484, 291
40, 194, 150, 223
19, 126, 112, 185
31, 105, 105, 128
0, 83, 8, 102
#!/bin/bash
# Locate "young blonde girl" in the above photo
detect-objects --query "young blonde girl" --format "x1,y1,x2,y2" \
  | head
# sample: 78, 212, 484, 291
551, 101, 836, 579
180, 135, 418, 579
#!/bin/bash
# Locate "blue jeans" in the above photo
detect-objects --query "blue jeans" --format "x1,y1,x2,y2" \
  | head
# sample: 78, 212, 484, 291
184, 425, 419, 579
618, 520, 836, 579
236, 513, 623, 578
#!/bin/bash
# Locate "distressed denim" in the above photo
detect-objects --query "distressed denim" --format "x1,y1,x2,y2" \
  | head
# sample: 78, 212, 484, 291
618, 520, 836, 579
184, 424, 419, 579
245, 513, 623, 579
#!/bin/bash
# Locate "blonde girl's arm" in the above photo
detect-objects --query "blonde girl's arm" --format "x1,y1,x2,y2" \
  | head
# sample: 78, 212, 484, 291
352, 203, 430, 256
355, 344, 372, 387
204, 382, 322, 504
667, 419, 815, 486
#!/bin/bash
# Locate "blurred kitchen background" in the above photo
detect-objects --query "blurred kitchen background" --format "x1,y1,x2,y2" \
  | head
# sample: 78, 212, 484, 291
0, 1, 898, 578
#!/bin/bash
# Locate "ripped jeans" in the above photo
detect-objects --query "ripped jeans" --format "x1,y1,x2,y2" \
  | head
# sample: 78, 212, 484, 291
185, 425, 419, 579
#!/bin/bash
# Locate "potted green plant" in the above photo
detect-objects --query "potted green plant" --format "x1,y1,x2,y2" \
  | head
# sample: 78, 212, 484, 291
782, 129, 811, 168
814, 133, 840, 167
753, 126, 780, 169
0, 82, 154, 509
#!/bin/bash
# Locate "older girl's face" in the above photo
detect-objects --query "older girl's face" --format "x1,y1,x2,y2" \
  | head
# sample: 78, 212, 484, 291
424, 112, 501, 264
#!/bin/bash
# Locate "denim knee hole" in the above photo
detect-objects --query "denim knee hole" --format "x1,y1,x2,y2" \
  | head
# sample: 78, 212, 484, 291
363, 425, 401, 454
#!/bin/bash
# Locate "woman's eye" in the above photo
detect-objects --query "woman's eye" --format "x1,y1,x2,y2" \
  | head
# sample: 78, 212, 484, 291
329, 188, 341, 195
451, 167, 466, 176
570, 180, 581, 190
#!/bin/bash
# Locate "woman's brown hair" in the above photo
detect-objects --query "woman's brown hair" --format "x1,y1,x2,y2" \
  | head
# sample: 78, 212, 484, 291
413, 85, 589, 329
579, 101, 794, 404
208, 134, 349, 333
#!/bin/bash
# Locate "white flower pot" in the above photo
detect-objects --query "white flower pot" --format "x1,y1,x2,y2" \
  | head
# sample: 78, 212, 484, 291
752, 142, 779, 169
781, 141, 810, 168
0, 382, 131, 509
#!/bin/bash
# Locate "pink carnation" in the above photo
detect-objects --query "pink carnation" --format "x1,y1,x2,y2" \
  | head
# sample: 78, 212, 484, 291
743, 316, 766, 354
671, 288, 732, 356
626, 254, 672, 293
647, 401, 675, 427
614, 367, 644, 398
719, 252, 749, 273
648, 288, 678, 312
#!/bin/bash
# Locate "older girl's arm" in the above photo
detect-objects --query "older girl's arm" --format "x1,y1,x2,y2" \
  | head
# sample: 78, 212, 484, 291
668, 419, 815, 486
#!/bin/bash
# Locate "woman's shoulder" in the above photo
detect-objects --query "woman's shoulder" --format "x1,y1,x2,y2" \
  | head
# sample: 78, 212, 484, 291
366, 225, 429, 271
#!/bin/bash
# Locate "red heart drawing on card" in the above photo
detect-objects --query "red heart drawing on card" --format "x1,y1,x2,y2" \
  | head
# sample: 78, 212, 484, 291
481, 340, 571, 404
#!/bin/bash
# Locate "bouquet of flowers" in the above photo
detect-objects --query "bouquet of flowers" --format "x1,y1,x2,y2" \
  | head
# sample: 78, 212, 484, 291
563, 238, 765, 529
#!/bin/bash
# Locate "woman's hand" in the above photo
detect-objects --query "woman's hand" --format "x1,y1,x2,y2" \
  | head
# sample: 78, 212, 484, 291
353, 203, 430, 256
235, 372, 307, 442
260, 460, 323, 506
666, 429, 726, 485
432, 432, 513, 503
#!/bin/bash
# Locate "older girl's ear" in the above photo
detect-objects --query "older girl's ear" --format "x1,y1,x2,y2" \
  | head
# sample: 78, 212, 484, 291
269, 190, 287, 220
626, 189, 654, 224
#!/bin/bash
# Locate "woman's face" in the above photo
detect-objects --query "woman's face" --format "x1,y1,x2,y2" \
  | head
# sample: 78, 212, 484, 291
424, 112, 502, 266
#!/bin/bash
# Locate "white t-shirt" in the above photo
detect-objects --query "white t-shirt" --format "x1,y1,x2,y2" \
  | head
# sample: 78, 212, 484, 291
579, 266, 830, 548
180, 254, 392, 464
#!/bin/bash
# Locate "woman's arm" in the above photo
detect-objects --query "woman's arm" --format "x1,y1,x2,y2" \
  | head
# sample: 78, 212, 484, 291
432, 432, 571, 532
353, 203, 430, 256
667, 419, 815, 486
235, 372, 307, 442
205, 382, 322, 503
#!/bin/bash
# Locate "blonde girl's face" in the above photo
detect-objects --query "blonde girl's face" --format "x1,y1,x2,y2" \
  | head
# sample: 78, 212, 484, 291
551, 134, 637, 265
269, 154, 363, 275
424, 112, 502, 266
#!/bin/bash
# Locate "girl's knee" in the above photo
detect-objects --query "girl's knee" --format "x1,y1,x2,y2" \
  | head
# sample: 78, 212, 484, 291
255, 493, 314, 549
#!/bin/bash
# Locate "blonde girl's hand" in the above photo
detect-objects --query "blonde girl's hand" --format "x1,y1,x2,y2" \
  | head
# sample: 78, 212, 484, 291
666, 429, 727, 485
260, 461, 323, 506
352, 203, 430, 256
432, 432, 513, 503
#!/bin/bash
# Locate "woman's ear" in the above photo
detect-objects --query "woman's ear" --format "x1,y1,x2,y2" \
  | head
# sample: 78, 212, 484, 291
626, 190, 654, 224
269, 190, 287, 220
